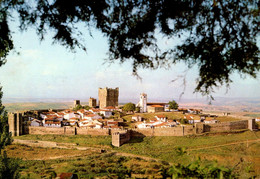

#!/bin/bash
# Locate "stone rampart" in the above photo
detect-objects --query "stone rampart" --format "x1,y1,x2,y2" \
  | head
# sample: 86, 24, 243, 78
131, 126, 194, 137
24, 119, 256, 137
204, 120, 249, 133
28, 126, 109, 136
77, 128, 109, 136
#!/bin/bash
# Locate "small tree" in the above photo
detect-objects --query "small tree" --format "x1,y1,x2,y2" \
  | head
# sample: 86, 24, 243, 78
0, 87, 20, 178
169, 100, 179, 110
122, 103, 136, 113
83, 105, 90, 110
73, 104, 83, 111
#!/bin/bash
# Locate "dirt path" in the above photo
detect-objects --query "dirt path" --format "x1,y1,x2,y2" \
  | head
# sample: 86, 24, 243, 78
187, 138, 260, 151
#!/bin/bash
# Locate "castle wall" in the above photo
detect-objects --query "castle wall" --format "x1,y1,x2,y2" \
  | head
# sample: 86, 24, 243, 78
131, 126, 194, 137
203, 120, 249, 133
28, 126, 110, 136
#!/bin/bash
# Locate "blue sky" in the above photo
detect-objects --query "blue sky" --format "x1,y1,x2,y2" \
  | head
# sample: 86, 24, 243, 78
0, 17, 260, 103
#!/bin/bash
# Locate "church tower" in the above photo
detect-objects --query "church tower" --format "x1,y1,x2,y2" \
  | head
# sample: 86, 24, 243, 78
137, 93, 147, 113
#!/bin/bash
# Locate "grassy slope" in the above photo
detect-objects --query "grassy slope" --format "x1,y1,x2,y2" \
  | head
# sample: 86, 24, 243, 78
6, 144, 169, 178
14, 131, 260, 177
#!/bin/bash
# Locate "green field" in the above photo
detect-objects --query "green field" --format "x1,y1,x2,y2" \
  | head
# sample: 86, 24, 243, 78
12, 130, 260, 178
4, 102, 73, 112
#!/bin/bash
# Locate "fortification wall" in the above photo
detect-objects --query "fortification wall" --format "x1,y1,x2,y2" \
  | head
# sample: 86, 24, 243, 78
77, 128, 109, 136
24, 120, 255, 137
131, 126, 194, 137
204, 120, 248, 133
28, 126, 109, 136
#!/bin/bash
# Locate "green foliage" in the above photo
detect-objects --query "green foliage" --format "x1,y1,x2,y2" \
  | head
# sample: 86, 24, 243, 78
135, 106, 140, 113
180, 118, 188, 124
122, 103, 136, 112
0, 0, 259, 95
0, 87, 19, 178
73, 104, 83, 111
169, 100, 179, 110
0, 152, 20, 179
168, 159, 235, 178
0, 7, 13, 67
73, 104, 90, 111
0, 87, 12, 151
83, 105, 90, 110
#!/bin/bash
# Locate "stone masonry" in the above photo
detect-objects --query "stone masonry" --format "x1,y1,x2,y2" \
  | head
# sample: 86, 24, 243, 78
8, 112, 23, 136
89, 97, 97, 108
112, 130, 131, 147
98, 87, 119, 109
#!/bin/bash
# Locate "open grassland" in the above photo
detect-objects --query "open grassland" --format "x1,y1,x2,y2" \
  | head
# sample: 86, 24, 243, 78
13, 130, 260, 177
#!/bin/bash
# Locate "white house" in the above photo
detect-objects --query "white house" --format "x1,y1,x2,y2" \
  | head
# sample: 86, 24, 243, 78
84, 114, 102, 121
64, 112, 81, 120
132, 115, 142, 122
77, 109, 89, 118
255, 118, 260, 122
99, 110, 112, 118
155, 115, 167, 122
204, 118, 218, 124
137, 121, 163, 128
31, 119, 42, 127
79, 119, 103, 128
44, 121, 61, 127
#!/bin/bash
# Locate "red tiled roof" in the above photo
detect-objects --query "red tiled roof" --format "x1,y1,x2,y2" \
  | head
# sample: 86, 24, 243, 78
150, 105, 164, 107
85, 114, 97, 117
105, 106, 116, 109
156, 115, 166, 118
45, 121, 61, 124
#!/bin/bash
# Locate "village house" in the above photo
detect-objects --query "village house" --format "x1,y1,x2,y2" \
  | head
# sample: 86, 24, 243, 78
79, 119, 103, 128
204, 118, 218, 124
147, 105, 165, 113
99, 109, 113, 118
77, 109, 89, 118
30, 119, 42, 127
185, 115, 201, 124
68, 117, 80, 126
44, 121, 61, 127
83, 114, 102, 121
89, 108, 100, 114
155, 115, 167, 122
255, 118, 260, 122
132, 115, 142, 122
64, 112, 81, 120
104, 106, 117, 111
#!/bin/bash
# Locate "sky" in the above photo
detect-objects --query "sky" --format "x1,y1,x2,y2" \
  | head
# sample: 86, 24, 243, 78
0, 16, 260, 104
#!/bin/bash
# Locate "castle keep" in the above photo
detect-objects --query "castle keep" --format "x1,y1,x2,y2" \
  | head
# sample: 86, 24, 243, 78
98, 87, 119, 109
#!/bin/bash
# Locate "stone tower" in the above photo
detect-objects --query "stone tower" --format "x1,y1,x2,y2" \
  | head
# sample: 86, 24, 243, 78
98, 87, 119, 109
8, 112, 23, 136
136, 93, 147, 113
74, 100, 80, 107
89, 97, 97, 108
